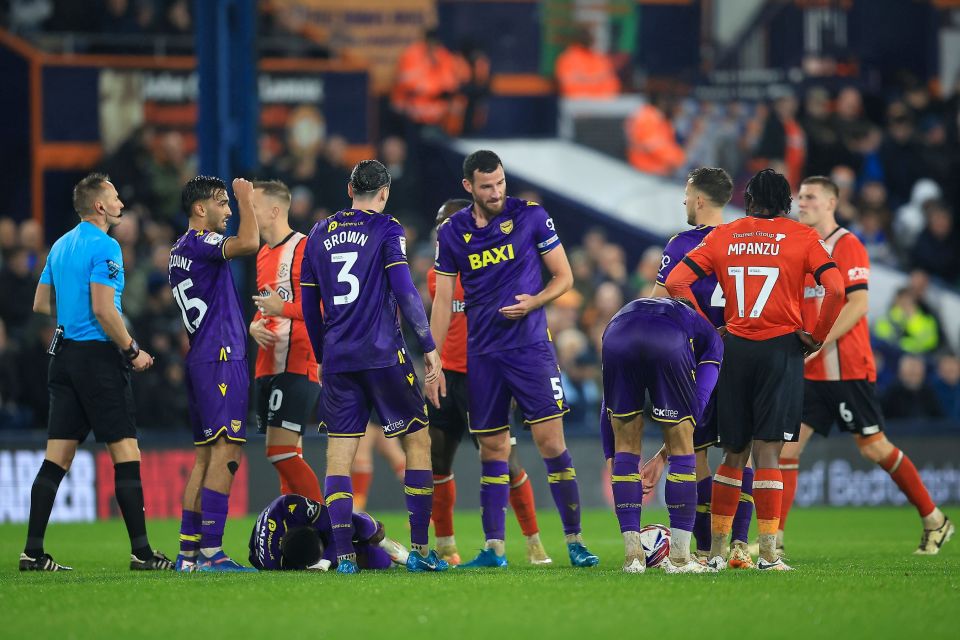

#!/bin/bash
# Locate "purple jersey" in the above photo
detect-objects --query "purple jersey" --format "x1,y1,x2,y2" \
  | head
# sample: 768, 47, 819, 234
168, 229, 247, 364
301, 209, 412, 374
249, 495, 327, 570
435, 197, 561, 355
656, 225, 725, 329
608, 298, 723, 366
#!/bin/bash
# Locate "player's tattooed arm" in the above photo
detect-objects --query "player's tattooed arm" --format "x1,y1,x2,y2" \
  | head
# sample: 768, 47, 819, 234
223, 178, 260, 259
499, 244, 573, 320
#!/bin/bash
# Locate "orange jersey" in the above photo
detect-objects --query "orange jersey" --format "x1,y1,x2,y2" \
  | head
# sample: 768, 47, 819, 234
666, 216, 842, 342
427, 267, 467, 374
254, 232, 318, 380
802, 228, 875, 381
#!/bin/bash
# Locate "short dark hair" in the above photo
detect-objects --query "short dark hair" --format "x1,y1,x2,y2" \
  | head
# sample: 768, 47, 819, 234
349, 159, 391, 195
181, 175, 227, 215
252, 179, 292, 206
436, 198, 472, 226
800, 176, 839, 199
688, 167, 733, 207
73, 173, 110, 217
744, 168, 792, 218
280, 526, 323, 570
463, 150, 502, 181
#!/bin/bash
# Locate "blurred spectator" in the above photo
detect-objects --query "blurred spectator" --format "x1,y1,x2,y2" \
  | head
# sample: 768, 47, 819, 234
918, 116, 952, 192
582, 281, 623, 353
18, 218, 46, 273
554, 24, 621, 100
909, 200, 959, 284
554, 328, 600, 428
801, 86, 842, 177
628, 245, 662, 297
380, 136, 422, 225
316, 135, 351, 213
145, 130, 193, 222
833, 87, 871, 150
879, 102, 925, 208
0, 318, 27, 428
932, 354, 960, 422
881, 354, 944, 419
450, 38, 491, 136
0, 217, 19, 261
16, 316, 56, 428
625, 94, 685, 177
547, 289, 584, 336
753, 89, 805, 190
390, 28, 460, 129
829, 165, 858, 226
874, 288, 940, 354
0, 247, 38, 335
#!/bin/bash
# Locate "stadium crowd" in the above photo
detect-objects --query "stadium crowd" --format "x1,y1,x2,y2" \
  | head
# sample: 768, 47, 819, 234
1, 5, 960, 433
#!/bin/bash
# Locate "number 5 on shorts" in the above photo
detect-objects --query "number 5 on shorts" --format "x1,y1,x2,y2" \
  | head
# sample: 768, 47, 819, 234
551, 377, 564, 409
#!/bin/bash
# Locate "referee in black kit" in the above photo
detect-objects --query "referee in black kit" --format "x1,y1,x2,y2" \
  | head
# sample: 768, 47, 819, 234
19, 173, 173, 571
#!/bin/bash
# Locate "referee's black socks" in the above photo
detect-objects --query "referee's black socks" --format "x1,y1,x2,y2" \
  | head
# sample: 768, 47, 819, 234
24, 459, 67, 557
114, 461, 153, 561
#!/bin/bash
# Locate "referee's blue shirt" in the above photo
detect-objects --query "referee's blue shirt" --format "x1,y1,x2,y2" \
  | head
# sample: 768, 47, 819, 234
39, 221, 125, 342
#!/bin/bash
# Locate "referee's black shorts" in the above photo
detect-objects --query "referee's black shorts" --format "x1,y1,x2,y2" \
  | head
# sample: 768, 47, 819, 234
47, 340, 137, 443
717, 332, 805, 453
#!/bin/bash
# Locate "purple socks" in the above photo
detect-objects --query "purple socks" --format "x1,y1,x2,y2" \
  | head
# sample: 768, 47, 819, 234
544, 450, 582, 536
611, 452, 642, 533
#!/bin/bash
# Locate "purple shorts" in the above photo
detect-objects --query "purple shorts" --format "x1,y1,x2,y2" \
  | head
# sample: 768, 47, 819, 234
599, 397, 718, 460
602, 313, 697, 427
466, 341, 569, 435
185, 359, 250, 446
320, 361, 428, 439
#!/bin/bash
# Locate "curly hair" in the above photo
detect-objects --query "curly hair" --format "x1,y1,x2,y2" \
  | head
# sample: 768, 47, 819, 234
744, 168, 791, 218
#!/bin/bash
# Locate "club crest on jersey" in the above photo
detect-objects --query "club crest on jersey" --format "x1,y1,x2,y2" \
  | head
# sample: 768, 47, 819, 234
468, 243, 515, 270
463, 233, 472, 243
231, 420, 241, 433
500, 220, 514, 235
278, 262, 289, 278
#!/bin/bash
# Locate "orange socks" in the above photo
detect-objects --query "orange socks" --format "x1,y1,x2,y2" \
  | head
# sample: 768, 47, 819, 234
880, 448, 936, 517
753, 468, 783, 536
779, 457, 799, 530
267, 445, 322, 502
711, 465, 743, 535
509, 471, 540, 536
432, 474, 456, 538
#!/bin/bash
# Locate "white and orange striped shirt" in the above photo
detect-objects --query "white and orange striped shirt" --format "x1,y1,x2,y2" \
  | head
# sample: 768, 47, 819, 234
254, 231, 319, 381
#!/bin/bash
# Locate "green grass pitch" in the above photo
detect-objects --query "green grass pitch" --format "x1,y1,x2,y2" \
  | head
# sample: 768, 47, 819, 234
1, 507, 956, 639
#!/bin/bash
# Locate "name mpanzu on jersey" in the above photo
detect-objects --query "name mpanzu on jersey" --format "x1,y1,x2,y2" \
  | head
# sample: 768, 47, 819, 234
468, 243, 515, 270
323, 231, 369, 251
727, 242, 781, 256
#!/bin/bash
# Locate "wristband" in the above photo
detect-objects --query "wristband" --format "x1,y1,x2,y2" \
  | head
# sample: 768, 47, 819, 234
123, 339, 140, 361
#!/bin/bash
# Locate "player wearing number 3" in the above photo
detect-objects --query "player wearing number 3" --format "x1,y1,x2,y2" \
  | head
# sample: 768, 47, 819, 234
300, 160, 447, 574
666, 169, 844, 571
169, 176, 261, 572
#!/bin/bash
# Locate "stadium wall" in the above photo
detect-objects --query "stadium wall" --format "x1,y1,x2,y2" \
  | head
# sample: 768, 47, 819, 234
1, 432, 957, 524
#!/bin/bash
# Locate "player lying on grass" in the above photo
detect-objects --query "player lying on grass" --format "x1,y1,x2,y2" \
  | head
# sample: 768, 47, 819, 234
249, 494, 408, 571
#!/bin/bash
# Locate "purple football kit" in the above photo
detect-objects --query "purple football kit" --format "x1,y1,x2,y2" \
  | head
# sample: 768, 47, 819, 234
300, 209, 434, 439
168, 228, 249, 446
599, 225, 725, 459
248, 495, 392, 570
301, 207, 438, 564
601, 297, 723, 543
435, 196, 591, 558
434, 197, 569, 433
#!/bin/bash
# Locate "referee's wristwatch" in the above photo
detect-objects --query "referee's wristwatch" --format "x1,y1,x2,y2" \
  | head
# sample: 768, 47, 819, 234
123, 338, 141, 361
